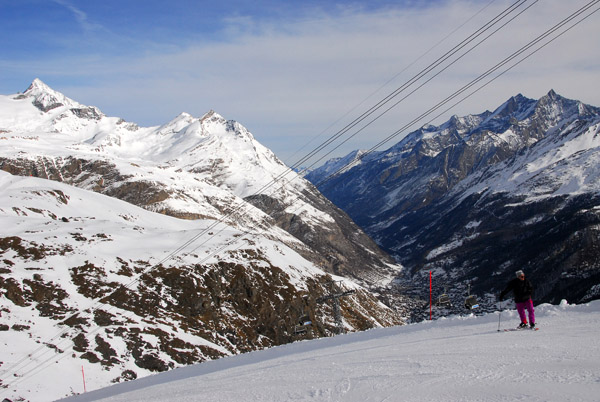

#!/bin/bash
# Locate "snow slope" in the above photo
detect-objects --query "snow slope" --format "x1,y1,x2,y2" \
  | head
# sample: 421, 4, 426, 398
0, 171, 398, 402
62, 300, 600, 402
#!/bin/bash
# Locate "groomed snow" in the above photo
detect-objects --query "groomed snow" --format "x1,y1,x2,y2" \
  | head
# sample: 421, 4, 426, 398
62, 300, 600, 402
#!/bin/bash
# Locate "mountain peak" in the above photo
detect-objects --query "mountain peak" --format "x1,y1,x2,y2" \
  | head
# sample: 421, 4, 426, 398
201, 109, 217, 120
482, 93, 536, 126
537, 89, 566, 105
21, 78, 80, 112
532, 89, 588, 125
25, 78, 52, 93
200, 109, 228, 127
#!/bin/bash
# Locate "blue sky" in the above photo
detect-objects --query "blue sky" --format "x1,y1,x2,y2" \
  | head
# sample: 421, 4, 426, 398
1, 1, 383, 56
1, 0, 599, 163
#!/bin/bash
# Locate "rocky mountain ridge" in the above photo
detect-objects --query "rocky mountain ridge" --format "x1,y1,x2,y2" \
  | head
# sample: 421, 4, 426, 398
308, 90, 600, 310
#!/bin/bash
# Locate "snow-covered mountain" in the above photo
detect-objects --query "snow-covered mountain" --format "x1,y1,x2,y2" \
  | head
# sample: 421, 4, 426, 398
0, 80, 405, 401
1, 79, 400, 286
308, 90, 600, 310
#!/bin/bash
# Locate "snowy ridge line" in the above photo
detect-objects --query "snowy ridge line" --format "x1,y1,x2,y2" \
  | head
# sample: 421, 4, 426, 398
427, 0, 600, 128
2, 72, 402, 398
316, 0, 600, 191
62, 300, 600, 402
396, 0, 600, 156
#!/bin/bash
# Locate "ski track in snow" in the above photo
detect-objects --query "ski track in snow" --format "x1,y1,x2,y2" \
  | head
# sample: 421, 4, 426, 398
60, 301, 600, 402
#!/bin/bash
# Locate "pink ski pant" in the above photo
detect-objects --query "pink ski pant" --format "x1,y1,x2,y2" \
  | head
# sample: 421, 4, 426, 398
516, 299, 535, 324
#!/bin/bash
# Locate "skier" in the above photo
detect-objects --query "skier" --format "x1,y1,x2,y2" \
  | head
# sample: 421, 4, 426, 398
499, 270, 535, 329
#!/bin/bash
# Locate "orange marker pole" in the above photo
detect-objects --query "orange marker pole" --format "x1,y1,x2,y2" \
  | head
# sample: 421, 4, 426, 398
82, 365, 87, 393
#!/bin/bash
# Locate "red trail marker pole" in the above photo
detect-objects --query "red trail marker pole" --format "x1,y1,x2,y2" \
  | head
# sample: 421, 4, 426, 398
82, 365, 87, 393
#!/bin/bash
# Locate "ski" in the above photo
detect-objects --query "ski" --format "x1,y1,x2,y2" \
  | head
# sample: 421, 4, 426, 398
502, 327, 539, 332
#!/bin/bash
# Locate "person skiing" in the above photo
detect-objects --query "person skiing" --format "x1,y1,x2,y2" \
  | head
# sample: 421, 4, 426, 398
499, 270, 535, 329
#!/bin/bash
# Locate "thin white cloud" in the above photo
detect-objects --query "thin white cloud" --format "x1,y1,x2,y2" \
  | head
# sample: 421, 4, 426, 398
52, 0, 105, 33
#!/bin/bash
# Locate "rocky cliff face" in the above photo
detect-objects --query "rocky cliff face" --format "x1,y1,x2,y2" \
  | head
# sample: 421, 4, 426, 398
308, 91, 600, 309
244, 184, 399, 286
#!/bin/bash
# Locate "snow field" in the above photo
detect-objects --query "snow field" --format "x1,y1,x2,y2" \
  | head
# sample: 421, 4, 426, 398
64, 300, 600, 402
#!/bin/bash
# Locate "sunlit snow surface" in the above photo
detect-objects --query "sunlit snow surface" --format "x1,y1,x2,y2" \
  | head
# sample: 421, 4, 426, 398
62, 301, 600, 402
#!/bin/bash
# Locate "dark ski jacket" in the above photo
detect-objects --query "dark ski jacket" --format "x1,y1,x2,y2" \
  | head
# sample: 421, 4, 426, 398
500, 277, 533, 303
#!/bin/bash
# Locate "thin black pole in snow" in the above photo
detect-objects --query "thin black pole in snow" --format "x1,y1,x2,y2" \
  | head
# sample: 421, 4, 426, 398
497, 310, 502, 332
429, 271, 432, 321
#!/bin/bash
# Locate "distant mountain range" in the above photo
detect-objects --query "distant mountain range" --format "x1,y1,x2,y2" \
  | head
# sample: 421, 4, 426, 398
0, 79, 404, 401
307, 90, 600, 308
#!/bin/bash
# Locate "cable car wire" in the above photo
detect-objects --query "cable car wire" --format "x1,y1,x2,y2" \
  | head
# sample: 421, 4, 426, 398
313, 0, 600, 189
